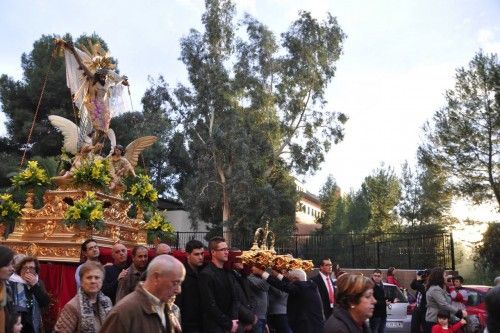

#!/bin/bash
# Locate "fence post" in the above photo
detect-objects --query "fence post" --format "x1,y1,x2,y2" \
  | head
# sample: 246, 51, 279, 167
407, 238, 411, 269
376, 241, 380, 268
295, 236, 298, 258
450, 233, 455, 271
176, 232, 180, 250
350, 233, 355, 268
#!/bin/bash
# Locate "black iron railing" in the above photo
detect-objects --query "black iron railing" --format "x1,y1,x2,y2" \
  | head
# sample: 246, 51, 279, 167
169, 232, 455, 270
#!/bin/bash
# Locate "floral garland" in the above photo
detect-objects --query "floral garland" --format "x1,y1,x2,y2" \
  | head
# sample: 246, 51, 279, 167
64, 192, 105, 231
0, 193, 21, 225
72, 158, 112, 190
125, 174, 158, 209
11, 161, 50, 188
145, 211, 175, 244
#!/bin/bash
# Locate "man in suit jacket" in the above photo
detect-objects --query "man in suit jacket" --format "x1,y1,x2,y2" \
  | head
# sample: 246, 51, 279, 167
311, 257, 335, 319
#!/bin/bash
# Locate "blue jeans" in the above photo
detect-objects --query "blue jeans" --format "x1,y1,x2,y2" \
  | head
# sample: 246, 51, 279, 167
369, 316, 387, 333
252, 319, 267, 333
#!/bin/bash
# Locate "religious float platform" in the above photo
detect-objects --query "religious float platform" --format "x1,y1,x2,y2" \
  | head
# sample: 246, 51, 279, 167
2, 188, 147, 263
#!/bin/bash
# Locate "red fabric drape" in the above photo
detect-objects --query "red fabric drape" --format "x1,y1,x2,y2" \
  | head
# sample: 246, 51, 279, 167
36, 247, 241, 331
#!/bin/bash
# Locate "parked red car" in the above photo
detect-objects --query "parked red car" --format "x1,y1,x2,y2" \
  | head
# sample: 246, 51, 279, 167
462, 285, 492, 329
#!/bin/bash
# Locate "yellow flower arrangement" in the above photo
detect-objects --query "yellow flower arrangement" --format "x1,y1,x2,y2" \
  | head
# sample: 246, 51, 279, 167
11, 161, 50, 188
125, 174, 158, 209
73, 158, 112, 190
145, 211, 175, 244
64, 192, 105, 231
0, 193, 21, 225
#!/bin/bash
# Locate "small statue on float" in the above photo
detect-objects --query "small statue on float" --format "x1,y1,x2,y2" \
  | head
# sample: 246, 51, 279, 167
107, 136, 158, 191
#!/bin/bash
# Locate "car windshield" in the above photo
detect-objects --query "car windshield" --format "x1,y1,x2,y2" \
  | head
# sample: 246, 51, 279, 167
384, 284, 408, 303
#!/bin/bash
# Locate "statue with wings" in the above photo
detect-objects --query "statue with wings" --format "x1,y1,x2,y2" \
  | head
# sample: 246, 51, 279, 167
55, 38, 130, 145
108, 137, 157, 191
48, 115, 157, 191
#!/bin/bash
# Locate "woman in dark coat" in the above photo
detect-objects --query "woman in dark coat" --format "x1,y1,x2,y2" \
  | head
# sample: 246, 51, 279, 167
324, 273, 376, 333
9, 256, 50, 333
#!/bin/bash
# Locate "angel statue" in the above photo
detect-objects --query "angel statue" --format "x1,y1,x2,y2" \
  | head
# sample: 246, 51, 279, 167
55, 38, 130, 145
107, 136, 157, 191
48, 115, 106, 185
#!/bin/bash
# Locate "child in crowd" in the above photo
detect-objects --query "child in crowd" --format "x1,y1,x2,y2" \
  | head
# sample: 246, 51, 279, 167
7, 312, 23, 333
432, 310, 466, 333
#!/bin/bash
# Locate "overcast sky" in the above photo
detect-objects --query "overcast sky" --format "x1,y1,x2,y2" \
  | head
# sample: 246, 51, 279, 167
1, 0, 500, 219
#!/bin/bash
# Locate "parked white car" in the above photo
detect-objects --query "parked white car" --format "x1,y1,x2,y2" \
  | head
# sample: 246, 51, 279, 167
384, 283, 412, 333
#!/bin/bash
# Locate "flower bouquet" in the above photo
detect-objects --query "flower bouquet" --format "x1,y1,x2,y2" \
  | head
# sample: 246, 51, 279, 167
63, 192, 105, 231
72, 158, 112, 190
11, 161, 51, 188
125, 174, 158, 210
144, 211, 174, 244
0, 193, 21, 225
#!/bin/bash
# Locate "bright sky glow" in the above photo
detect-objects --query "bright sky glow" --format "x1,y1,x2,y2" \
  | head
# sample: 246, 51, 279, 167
1, 0, 500, 220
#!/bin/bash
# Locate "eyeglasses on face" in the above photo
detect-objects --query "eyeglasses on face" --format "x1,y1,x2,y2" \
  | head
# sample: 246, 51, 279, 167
21, 266, 36, 272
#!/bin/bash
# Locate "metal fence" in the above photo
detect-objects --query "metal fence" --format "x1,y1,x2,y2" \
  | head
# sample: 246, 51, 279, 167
170, 232, 455, 270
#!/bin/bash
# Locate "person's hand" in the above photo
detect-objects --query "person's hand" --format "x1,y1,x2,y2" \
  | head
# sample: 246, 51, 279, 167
23, 273, 38, 287
122, 76, 129, 86
118, 268, 128, 280
251, 266, 264, 276
460, 318, 467, 325
230, 319, 239, 333
233, 262, 244, 270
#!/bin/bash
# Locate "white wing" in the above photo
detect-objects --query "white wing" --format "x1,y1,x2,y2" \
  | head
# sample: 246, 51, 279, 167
48, 115, 79, 154
107, 128, 116, 156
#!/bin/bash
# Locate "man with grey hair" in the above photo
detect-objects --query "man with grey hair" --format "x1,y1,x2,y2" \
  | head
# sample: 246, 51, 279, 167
494, 276, 500, 286
156, 243, 172, 256
252, 266, 324, 332
100, 254, 186, 333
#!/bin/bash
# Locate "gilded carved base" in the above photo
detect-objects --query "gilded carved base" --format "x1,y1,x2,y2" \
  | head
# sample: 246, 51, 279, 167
1, 189, 147, 262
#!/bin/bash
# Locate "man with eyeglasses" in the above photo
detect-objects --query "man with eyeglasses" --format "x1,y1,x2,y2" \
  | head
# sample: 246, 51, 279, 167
311, 257, 335, 319
75, 239, 100, 288
198, 237, 239, 333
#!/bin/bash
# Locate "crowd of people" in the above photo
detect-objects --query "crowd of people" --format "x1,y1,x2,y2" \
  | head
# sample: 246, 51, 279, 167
0, 240, 499, 333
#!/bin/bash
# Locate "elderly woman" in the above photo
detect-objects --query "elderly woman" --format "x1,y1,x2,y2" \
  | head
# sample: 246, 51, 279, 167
54, 261, 112, 333
9, 256, 50, 333
0, 245, 14, 333
424, 267, 466, 333
324, 273, 376, 333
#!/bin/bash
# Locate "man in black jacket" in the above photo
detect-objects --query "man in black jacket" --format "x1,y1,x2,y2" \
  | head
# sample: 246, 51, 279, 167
102, 242, 129, 304
175, 239, 205, 333
311, 257, 335, 319
370, 269, 387, 333
198, 237, 239, 333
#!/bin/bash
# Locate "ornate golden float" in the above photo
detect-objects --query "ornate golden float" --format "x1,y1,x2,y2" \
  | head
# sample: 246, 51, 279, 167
2, 188, 147, 262
238, 222, 314, 272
